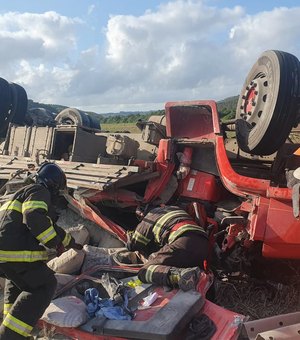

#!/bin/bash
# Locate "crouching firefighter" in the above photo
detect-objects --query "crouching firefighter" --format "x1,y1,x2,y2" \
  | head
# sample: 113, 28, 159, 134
127, 205, 209, 291
0, 162, 81, 340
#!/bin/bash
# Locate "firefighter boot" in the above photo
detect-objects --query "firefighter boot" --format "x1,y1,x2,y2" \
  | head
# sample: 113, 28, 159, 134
168, 267, 201, 291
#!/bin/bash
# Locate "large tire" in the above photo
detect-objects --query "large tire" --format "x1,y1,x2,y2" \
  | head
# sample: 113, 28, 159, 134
10, 83, 28, 125
0, 78, 12, 137
87, 114, 101, 130
55, 108, 90, 127
25, 108, 56, 126
236, 50, 300, 155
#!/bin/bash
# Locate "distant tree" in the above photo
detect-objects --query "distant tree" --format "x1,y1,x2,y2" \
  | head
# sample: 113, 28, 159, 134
28, 98, 242, 124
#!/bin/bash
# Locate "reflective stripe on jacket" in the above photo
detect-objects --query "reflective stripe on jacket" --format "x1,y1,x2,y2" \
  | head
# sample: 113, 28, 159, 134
3, 312, 33, 337
0, 183, 74, 262
128, 206, 207, 254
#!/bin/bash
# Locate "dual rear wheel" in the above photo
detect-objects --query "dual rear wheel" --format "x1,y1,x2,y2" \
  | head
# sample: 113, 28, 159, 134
0, 78, 28, 138
236, 50, 300, 155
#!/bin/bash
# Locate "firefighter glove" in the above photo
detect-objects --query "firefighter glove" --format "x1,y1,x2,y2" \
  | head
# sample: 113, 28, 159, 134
56, 242, 66, 257
71, 243, 83, 250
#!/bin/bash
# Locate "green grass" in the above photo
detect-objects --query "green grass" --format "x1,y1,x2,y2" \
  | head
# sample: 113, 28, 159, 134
101, 123, 140, 133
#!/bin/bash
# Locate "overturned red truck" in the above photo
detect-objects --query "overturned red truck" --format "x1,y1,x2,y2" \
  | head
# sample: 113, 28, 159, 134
63, 50, 300, 264
0, 50, 300, 338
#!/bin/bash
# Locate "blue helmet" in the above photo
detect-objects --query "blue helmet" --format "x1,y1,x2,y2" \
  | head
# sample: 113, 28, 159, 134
36, 163, 67, 194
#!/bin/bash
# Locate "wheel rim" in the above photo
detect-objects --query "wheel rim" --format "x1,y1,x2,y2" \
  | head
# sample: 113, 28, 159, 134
61, 118, 74, 125
237, 73, 269, 128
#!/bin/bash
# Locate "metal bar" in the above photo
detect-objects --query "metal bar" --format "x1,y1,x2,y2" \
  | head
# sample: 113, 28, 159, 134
108, 171, 160, 189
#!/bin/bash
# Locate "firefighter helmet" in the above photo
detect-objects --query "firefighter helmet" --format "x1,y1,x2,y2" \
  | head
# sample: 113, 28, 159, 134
36, 162, 67, 193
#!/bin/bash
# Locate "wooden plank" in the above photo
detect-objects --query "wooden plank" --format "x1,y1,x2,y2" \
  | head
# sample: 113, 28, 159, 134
0, 165, 36, 171
111, 171, 160, 189
67, 180, 106, 190
0, 164, 137, 179
0, 172, 127, 185
56, 161, 139, 172
0, 155, 149, 191
60, 168, 131, 177
0, 175, 13, 179
64, 173, 126, 182
66, 175, 120, 185
0, 156, 140, 173
0, 161, 140, 174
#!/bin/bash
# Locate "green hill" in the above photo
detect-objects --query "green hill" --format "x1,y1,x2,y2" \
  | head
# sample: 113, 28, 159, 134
28, 95, 239, 125
217, 95, 239, 120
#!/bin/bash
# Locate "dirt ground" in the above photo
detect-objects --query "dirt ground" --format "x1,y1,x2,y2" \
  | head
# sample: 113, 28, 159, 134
215, 278, 300, 320
214, 259, 300, 321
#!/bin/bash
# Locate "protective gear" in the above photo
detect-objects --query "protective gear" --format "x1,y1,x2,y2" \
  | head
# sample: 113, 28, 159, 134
138, 232, 208, 288
71, 243, 83, 250
36, 162, 67, 194
168, 267, 201, 291
128, 206, 209, 289
127, 206, 208, 256
56, 242, 66, 257
0, 184, 74, 262
0, 181, 75, 339
0, 262, 57, 340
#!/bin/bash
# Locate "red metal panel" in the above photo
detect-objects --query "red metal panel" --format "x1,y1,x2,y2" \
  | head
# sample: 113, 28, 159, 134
38, 320, 127, 340
165, 100, 220, 139
262, 243, 300, 259
203, 300, 245, 340
248, 197, 269, 241
144, 139, 175, 203
179, 170, 222, 202
88, 189, 141, 207
267, 187, 293, 200
262, 198, 300, 258
215, 136, 270, 197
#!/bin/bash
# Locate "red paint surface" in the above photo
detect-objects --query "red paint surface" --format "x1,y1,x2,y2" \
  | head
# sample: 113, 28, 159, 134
179, 170, 222, 202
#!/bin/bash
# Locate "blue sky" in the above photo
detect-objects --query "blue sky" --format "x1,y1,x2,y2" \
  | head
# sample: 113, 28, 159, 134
0, 0, 299, 113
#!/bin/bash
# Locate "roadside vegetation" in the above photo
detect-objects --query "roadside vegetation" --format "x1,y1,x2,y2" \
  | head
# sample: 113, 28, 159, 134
217, 95, 238, 120
101, 123, 140, 133
29, 96, 238, 131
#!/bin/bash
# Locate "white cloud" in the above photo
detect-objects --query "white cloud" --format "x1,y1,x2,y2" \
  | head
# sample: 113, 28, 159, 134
0, 11, 81, 63
0, 2, 300, 113
87, 4, 96, 16
230, 7, 300, 58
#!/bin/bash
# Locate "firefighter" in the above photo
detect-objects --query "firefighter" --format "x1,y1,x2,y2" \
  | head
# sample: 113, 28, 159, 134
127, 205, 209, 291
0, 162, 81, 340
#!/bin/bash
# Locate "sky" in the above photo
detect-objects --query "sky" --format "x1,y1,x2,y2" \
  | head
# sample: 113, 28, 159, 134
0, 0, 299, 114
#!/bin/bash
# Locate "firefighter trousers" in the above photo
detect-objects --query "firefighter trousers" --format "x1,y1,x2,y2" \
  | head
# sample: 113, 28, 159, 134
138, 231, 208, 286
0, 261, 57, 339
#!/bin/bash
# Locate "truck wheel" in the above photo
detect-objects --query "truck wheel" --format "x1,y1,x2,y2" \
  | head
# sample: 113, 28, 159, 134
87, 114, 101, 130
0, 78, 12, 137
25, 108, 56, 126
10, 83, 28, 125
55, 108, 90, 127
235, 50, 300, 155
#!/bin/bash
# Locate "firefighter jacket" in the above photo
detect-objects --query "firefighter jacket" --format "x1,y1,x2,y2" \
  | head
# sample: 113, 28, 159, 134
0, 183, 75, 262
127, 206, 208, 255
